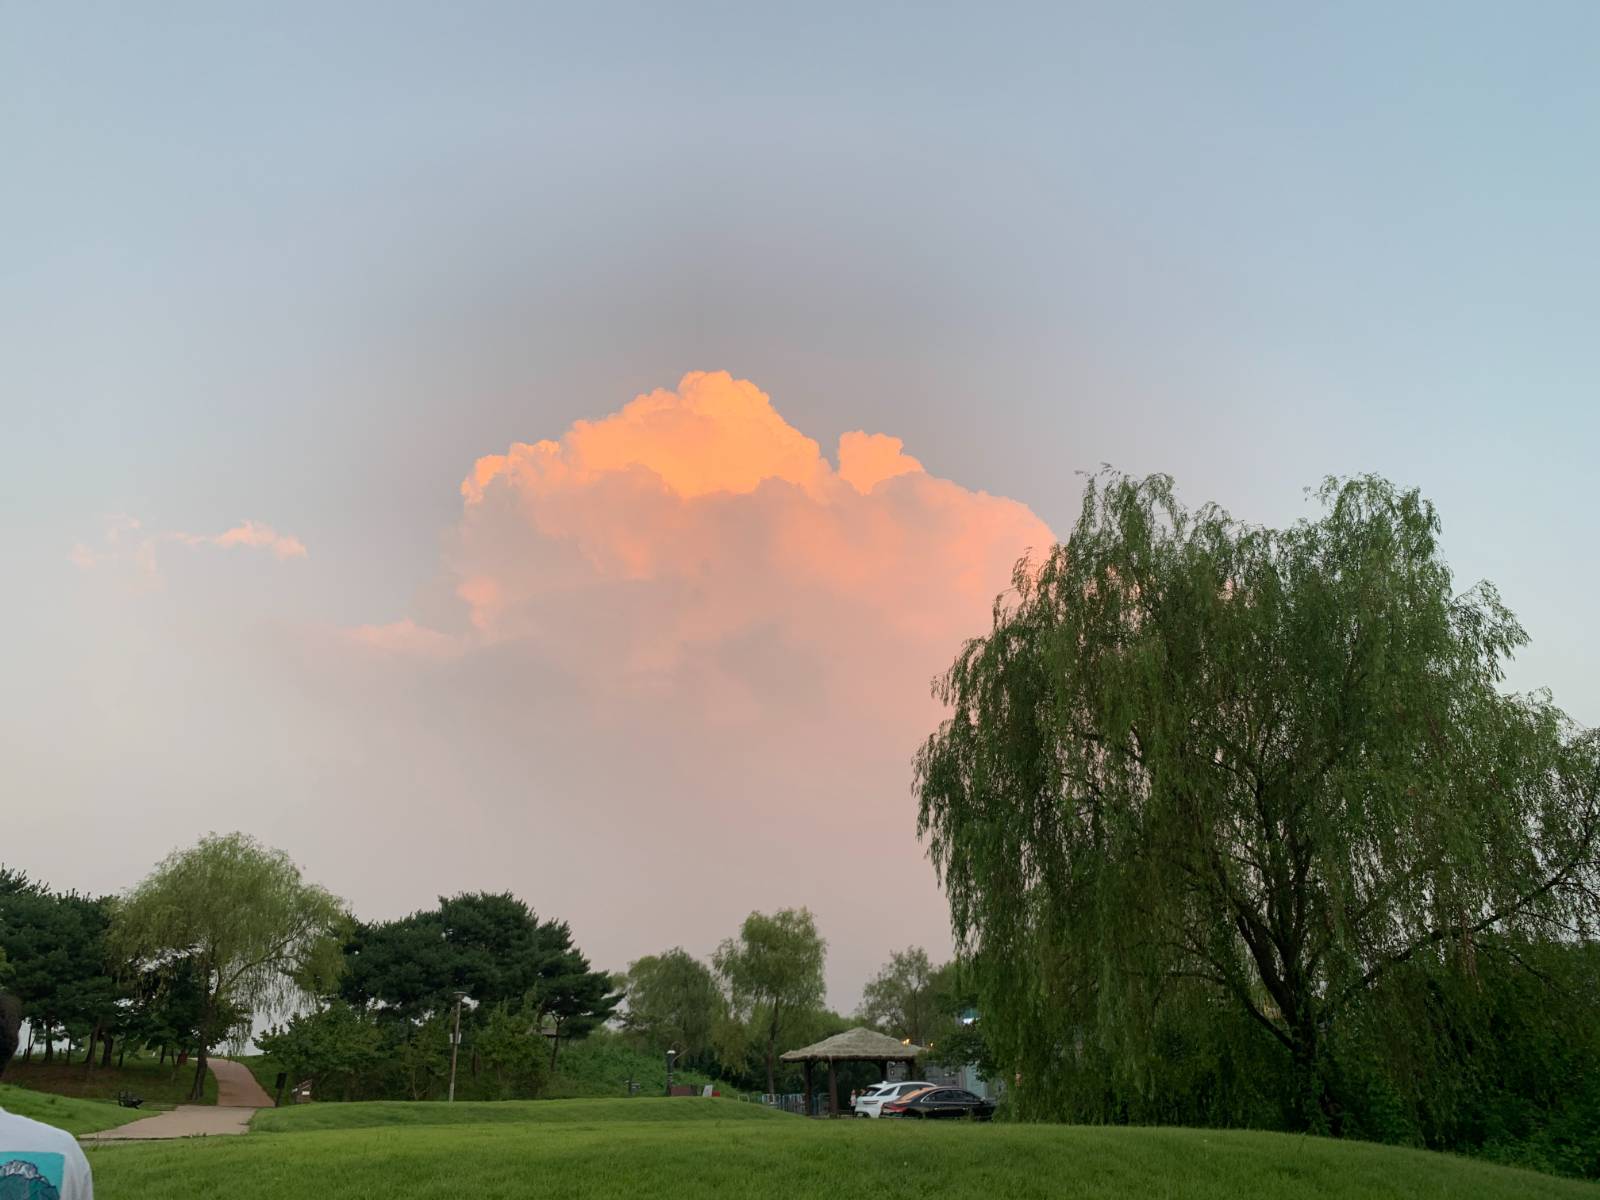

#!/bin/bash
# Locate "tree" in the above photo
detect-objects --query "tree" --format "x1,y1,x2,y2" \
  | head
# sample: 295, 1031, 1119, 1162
530, 919, 622, 1070
856, 947, 954, 1049
257, 1001, 385, 1101
338, 910, 456, 1021
339, 893, 618, 1075
916, 473, 1600, 1130
622, 948, 723, 1064
112, 833, 347, 1100
474, 1002, 549, 1096
714, 908, 826, 1095
0, 872, 120, 1067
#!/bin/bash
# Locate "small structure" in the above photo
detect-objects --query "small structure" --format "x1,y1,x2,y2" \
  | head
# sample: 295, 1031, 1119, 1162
780, 1027, 928, 1117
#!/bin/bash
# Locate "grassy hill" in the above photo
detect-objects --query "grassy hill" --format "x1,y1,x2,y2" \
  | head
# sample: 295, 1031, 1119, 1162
0, 1054, 216, 1108
82, 1097, 1598, 1199
0, 1082, 131, 1136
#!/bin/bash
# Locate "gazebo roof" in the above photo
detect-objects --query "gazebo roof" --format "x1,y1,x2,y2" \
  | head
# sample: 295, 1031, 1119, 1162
779, 1026, 928, 1062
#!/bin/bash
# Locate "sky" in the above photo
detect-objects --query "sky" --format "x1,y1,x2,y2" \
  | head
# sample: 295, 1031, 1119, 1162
3, 2, 1598, 1008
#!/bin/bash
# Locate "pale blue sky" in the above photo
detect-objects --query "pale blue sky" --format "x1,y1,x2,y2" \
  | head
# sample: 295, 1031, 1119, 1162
3, 2, 1597, 1000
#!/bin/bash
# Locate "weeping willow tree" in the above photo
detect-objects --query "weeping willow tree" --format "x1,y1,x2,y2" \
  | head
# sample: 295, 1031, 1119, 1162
916, 473, 1600, 1131
112, 833, 347, 1100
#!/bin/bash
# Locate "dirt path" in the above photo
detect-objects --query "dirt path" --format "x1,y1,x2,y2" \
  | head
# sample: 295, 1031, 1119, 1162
83, 1105, 259, 1140
84, 1058, 275, 1142
208, 1057, 273, 1108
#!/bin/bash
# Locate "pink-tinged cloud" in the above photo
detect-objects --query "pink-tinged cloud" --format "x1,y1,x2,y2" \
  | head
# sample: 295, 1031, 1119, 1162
347, 619, 460, 659
71, 516, 308, 573
202, 521, 308, 560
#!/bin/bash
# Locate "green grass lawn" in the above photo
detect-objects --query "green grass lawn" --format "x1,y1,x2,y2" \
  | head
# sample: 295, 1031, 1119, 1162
0, 1082, 130, 1136
251, 1095, 780, 1133
1, 1053, 217, 1108
82, 1097, 1599, 1199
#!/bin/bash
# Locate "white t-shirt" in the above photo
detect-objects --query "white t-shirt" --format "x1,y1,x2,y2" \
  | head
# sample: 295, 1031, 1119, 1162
0, 1105, 94, 1199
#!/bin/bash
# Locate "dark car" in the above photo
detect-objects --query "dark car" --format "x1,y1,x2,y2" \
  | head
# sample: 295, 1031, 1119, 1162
881, 1086, 996, 1120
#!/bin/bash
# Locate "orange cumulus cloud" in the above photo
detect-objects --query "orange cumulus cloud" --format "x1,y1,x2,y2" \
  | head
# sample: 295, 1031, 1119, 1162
392, 371, 1051, 729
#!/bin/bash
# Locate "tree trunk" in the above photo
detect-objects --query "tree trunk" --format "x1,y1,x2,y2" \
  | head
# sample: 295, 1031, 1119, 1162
117, 1041, 127, 1069
191, 992, 217, 1102
1288, 1017, 1340, 1136
191, 1047, 209, 1102
101, 1033, 114, 1068
765, 1005, 780, 1096
22, 1026, 33, 1063
43, 1031, 54, 1064
549, 1031, 561, 1072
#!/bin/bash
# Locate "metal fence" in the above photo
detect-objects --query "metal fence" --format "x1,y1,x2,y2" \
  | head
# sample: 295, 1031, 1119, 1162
747, 1092, 809, 1116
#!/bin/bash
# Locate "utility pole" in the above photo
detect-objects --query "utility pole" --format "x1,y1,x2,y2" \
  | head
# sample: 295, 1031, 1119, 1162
448, 990, 468, 1103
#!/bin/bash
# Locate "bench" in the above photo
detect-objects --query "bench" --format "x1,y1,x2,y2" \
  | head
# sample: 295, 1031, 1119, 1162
117, 1091, 143, 1109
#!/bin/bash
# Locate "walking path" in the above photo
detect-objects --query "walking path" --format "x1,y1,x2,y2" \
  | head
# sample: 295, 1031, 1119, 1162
84, 1058, 274, 1142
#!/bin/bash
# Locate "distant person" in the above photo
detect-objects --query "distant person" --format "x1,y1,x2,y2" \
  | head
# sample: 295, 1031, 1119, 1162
0, 993, 94, 1199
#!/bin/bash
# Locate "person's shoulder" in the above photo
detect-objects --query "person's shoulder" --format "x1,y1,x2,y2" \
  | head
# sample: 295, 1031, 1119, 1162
0, 1108, 92, 1197
0, 1106, 83, 1153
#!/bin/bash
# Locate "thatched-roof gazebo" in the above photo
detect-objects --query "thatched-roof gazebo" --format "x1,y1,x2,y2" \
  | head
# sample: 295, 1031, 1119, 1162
780, 1027, 928, 1117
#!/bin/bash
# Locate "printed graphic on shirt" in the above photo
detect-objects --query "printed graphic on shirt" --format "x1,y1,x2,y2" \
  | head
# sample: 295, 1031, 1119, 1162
0, 1151, 65, 1200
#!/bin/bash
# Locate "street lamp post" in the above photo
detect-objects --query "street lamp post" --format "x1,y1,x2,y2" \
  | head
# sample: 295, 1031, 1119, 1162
448, 990, 468, 1103
665, 1049, 677, 1096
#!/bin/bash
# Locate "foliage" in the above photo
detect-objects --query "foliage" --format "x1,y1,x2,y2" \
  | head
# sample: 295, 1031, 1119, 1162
111, 832, 348, 1100
257, 1001, 386, 1101
97, 1099, 1596, 1200
713, 908, 827, 1094
0, 868, 123, 1068
474, 1002, 549, 1097
340, 892, 619, 1071
916, 471, 1600, 1135
621, 948, 723, 1066
533, 920, 621, 1068
540, 1028, 724, 1099
856, 946, 957, 1049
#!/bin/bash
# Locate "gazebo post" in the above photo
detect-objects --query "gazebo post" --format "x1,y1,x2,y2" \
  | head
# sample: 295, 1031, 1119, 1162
804, 1060, 813, 1116
828, 1058, 838, 1117
878, 1059, 888, 1081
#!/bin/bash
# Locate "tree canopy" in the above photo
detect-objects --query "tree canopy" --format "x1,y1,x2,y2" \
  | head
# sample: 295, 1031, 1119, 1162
0, 868, 120, 1067
856, 946, 956, 1050
714, 908, 826, 1095
112, 832, 348, 1099
622, 947, 723, 1064
916, 472, 1600, 1129
339, 891, 620, 1070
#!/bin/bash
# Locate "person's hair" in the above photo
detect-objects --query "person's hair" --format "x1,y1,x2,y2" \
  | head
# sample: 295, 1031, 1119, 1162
0, 993, 20, 1078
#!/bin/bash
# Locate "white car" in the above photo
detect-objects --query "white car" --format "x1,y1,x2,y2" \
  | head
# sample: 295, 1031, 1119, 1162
853, 1081, 935, 1118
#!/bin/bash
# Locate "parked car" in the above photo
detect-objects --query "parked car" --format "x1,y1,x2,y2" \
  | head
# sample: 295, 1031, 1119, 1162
881, 1086, 996, 1120
853, 1080, 936, 1118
